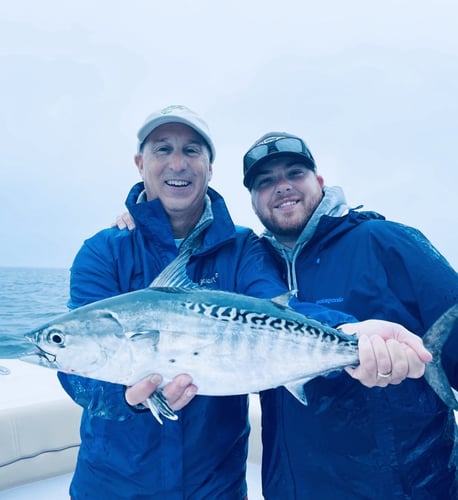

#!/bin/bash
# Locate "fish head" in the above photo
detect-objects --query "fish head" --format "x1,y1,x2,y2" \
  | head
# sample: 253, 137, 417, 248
21, 308, 126, 377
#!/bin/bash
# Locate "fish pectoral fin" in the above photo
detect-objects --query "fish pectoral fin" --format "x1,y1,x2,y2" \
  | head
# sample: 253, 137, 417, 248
284, 378, 313, 406
126, 330, 160, 342
145, 390, 179, 425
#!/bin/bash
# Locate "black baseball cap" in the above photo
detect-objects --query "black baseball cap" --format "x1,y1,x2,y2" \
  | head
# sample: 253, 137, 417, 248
243, 132, 316, 189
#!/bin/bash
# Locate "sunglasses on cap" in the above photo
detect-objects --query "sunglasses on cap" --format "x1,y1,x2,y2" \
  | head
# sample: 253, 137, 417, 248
243, 136, 315, 179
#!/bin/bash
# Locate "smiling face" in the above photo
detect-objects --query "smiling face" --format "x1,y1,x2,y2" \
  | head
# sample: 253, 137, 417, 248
134, 122, 213, 237
250, 157, 324, 248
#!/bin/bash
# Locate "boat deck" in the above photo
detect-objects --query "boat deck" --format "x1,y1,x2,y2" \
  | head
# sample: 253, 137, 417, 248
0, 359, 263, 499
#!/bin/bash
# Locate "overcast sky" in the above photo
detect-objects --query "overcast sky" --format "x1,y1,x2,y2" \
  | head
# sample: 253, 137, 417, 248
1, 0, 457, 270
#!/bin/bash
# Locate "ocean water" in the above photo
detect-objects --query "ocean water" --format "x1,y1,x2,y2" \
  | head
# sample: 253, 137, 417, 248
0, 267, 70, 338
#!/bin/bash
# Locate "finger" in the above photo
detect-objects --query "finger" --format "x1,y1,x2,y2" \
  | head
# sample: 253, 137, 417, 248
125, 374, 163, 406
385, 340, 408, 385
348, 335, 395, 388
114, 215, 127, 230
117, 213, 136, 231
346, 334, 378, 387
392, 326, 432, 362
404, 345, 426, 379
340, 320, 432, 363
125, 215, 136, 231
168, 384, 198, 411
369, 335, 393, 384
162, 374, 198, 410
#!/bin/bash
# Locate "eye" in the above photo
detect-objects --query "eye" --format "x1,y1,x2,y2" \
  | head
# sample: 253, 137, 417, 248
288, 167, 308, 178
254, 176, 273, 189
151, 143, 172, 155
184, 145, 202, 156
46, 328, 65, 347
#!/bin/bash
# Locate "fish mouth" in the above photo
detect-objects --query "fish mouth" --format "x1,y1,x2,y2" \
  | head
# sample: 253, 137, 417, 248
20, 347, 57, 368
21, 336, 58, 367
34, 346, 57, 364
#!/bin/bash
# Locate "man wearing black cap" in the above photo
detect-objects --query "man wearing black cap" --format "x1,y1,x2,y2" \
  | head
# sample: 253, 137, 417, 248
243, 132, 458, 499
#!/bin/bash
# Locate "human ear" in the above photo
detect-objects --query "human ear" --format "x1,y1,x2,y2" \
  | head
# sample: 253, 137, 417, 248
134, 154, 144, 178
208, 163, 213, 182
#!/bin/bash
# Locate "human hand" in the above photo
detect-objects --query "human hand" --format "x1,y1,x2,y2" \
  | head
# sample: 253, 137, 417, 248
111, 212, 136, 231
339, 320, 432, 388
125, 373, 198, 411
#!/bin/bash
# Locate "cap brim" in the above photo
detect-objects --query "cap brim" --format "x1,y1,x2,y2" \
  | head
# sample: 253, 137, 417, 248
243, 151, 315, 189
137, 116, 215, 162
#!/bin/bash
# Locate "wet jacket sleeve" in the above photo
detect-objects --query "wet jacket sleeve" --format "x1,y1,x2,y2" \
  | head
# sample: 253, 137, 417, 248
68, 230, 125, 309
232, 230, 357, 327
59, 231, 142, 421
371, 222, 458, 387
58, 372, 139, 420
289, 296, 357, 327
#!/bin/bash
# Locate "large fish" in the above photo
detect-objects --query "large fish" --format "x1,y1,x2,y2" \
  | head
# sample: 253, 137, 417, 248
2, 252, 458, 423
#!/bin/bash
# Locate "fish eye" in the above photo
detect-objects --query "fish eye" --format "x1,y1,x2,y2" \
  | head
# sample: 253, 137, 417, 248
46, 328, 65, 347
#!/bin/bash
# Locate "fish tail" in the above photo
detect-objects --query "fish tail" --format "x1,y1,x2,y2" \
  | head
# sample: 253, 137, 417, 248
423, 303, 458, 410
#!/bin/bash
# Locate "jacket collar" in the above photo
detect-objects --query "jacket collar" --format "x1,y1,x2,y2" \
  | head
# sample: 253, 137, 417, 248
125, 182, 237, 254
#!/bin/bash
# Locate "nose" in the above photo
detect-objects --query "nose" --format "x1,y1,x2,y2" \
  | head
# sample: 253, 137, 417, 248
169, 151, 187, 171
275, 176, 292, 194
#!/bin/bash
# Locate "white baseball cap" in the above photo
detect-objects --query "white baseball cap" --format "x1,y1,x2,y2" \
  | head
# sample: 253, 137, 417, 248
137, 105, 216, 162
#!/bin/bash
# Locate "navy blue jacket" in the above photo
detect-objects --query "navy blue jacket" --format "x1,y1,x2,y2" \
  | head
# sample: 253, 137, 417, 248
260, 210, 458, 499
58, 183, 352, 500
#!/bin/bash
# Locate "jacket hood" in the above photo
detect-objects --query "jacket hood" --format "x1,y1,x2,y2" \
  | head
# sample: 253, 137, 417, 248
260, 186, 385, 289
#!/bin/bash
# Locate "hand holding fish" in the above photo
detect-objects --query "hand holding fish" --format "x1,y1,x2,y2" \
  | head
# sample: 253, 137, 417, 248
125, 373, 198, 411
340, 320, 433, 388
8, 279, 457, 422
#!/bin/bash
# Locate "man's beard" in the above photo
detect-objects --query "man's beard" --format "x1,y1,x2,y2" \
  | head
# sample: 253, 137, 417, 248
259, 213, 306, 242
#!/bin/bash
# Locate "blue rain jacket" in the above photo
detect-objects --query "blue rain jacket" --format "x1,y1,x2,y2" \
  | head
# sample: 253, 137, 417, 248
260, 210, 458, 500
58, 183, 353, 500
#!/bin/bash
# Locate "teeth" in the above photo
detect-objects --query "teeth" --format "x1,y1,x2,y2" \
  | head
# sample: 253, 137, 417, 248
278, 200, 297, 209
166, 180, 190, 187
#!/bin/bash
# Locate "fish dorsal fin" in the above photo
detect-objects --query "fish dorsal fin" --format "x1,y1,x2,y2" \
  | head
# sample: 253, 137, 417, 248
271, 290, 297, 308
284, 378, 311, 405
150, 248, 200, 289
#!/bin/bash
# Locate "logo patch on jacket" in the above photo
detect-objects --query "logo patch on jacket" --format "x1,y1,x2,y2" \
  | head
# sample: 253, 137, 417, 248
199, 272, 219, 287
316, 297, 344, 305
